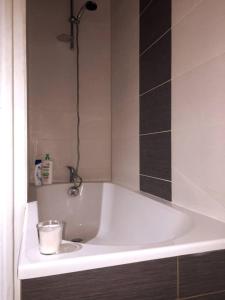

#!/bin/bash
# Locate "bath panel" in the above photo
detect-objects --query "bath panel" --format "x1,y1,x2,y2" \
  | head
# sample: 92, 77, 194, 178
21, 249, 225, 300
22, 257, 177, 300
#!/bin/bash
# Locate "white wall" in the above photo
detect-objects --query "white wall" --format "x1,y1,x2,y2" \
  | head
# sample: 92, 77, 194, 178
111, 0, 139, 191
28, 0, 111, 183
13, 0, 27, 298
172, 0, 225, 222
0, 1, 14, 298
0, 0, 27, 299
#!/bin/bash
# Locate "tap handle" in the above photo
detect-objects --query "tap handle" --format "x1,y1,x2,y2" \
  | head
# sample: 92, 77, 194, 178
67, 166, 75, 172
66, 166, 76, 183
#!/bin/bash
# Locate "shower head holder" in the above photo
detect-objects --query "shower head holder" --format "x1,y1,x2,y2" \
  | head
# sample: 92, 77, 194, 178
57, 1, 97, 49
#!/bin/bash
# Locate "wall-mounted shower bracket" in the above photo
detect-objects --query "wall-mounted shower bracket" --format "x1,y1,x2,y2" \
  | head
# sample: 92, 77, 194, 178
57, 1, 97, 49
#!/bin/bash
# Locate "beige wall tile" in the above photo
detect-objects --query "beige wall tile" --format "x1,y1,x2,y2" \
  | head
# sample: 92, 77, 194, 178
28, 0, 111, 183
111, 0, 139, 191
112, 137, 139, 190
172, 0, 225, 77
172, 45, 225, 221
80, 138, 111, 181
172, 0, 203, 25
33, 110, 76, 140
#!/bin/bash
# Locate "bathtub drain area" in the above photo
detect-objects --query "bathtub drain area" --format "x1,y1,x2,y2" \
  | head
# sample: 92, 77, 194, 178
70, 238, 84, 243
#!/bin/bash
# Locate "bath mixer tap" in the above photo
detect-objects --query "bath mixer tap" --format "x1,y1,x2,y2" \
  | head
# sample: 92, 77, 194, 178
66, 166, 83, 197
67, 166, 76, 183
68, 185, 80, 197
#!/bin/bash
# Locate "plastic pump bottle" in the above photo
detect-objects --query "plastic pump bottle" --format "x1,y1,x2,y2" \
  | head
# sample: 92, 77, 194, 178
34, 159, 42, 186
41, 154, 53, 185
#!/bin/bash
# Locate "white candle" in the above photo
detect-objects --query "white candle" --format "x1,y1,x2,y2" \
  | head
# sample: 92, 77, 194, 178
37, 220, 63, 255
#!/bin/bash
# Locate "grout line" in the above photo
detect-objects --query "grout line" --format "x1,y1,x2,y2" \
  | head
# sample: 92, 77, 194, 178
140, 174, 171, 183
139, 0, 153, 18
140, 130, 171, 136
171, 50, 225, 82
140, 0, 203, 58
140, 79, 171, 97
180, 289, 225, 300
140, 28, 171, 57
172, 0, 204, 29
177, 257, 180, 299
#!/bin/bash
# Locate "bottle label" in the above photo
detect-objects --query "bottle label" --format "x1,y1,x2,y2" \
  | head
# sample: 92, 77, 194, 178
42, 163, 50, 178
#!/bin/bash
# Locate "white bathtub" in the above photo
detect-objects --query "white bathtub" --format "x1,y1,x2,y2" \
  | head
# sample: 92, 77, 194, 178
19, 183, 225, 279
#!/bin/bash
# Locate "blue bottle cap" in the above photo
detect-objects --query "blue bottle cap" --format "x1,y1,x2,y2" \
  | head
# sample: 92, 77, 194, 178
35, 159, 42, 165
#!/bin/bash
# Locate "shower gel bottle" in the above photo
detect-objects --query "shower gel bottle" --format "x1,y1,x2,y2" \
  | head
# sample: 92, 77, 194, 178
42, 153, 53, 185
34, 159, 42, 186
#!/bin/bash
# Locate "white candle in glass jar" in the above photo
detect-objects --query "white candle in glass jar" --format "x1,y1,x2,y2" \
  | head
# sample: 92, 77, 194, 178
37, 220, 63, 255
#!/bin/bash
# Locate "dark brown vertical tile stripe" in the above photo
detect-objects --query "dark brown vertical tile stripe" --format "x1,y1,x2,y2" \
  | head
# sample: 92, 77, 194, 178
140, 82, 171, 134
22, 258, 177, 300
140, 175, 171, 201
139, 0, 171, 201
140, 0, 171, 53
179, 250, 225, 298
140, 32, 171, 94
140, 0, 152, 14
140, 132, 171, 180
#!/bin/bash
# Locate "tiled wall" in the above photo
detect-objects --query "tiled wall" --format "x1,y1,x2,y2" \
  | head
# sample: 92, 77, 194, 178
27, 0, 111, 184
111, 0, 139, 191
22, 249, 225, 300
172, 0, 225, 222
139, 0, 172, 200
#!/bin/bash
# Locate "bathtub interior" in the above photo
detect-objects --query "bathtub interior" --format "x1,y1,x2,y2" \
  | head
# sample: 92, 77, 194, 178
88, 185, 192, 246
36, 183, 192, 246
37, 183, 103, 242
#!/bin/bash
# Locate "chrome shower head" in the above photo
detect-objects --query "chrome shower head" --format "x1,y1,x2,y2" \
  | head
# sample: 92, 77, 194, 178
85, 1, 97, 11
76, 1, 97, 21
